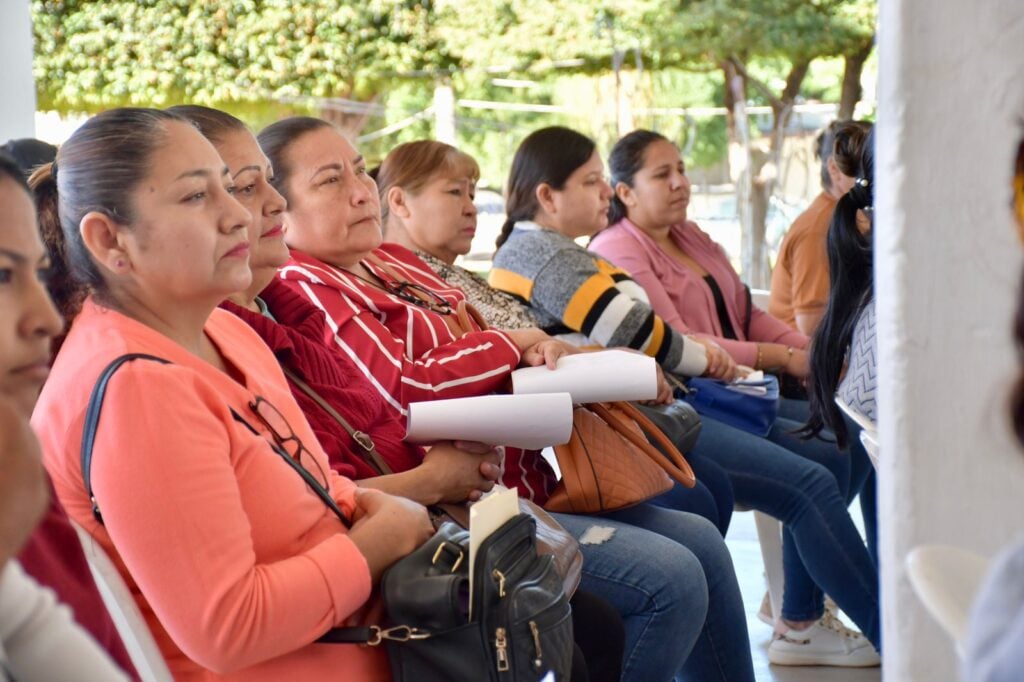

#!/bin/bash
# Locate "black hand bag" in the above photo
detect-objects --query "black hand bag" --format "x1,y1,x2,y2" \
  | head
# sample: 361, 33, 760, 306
319, 516, 574, 681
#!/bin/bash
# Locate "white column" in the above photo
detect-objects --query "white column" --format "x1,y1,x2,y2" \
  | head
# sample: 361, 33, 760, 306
433, 82, 456, 145
877, 1, 1024, 679
0, 2, 37, 140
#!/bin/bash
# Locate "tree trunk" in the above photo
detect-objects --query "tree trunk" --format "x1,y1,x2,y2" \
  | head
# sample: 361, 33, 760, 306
737, 57, 806, 288
839, 40, 874, 120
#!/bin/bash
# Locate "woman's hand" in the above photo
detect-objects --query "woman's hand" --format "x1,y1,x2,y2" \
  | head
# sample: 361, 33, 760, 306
520, 338, 579, 369
420, 440, 503, 503
690, 337, 740, 381
0, 397, 49, 566
347, 489, 434, 582
640, 366, 675, 405
505, 328, 579, 369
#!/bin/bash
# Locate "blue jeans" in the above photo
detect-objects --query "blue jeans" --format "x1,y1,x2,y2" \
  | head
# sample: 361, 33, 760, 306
690, 411, 881, 649
649, 454, 735, 536
771, 399, 875, 628
553, 507, 754, 682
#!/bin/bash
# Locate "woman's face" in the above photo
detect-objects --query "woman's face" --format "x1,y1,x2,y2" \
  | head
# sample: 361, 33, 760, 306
545, 150, 613, 239
619, 139, 691, 230
280, 127, 381, 268
0, 177, 63, 417
215, 128, 289, 275
400, 174, 477, 264
121, 121, 253, 306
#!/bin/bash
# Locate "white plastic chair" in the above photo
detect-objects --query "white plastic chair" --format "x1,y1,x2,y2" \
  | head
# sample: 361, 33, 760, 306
70, 522, 174, 682
836, 396, 880, 468
905, 544, 990, 658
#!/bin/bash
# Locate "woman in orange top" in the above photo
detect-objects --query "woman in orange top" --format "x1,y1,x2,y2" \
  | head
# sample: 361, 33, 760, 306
29, 108, 432, 681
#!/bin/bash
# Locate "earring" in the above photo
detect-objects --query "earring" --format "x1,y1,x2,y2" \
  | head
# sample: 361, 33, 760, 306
115, 259, 125, 269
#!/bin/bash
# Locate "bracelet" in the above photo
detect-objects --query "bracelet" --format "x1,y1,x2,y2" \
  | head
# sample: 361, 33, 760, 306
755, 344, 763, 371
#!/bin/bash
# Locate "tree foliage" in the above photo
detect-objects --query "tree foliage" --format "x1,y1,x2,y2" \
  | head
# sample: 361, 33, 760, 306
33, 0, 455, 113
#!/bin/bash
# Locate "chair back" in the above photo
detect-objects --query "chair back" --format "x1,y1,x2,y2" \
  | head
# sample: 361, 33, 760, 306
906, 544, 991, 658
70, 522, 173, 682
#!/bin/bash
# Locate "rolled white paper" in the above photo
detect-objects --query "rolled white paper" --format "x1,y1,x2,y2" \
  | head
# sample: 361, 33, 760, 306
511, 349, 658, 404
405, 393, 573, 449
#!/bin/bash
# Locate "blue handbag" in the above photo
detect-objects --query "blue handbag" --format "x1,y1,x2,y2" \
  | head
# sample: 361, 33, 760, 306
678, 375, 780, 437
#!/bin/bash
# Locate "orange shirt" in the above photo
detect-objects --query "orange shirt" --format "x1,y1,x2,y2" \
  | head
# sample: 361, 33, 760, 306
769, 192, 836, 329
32, 299, 385, 681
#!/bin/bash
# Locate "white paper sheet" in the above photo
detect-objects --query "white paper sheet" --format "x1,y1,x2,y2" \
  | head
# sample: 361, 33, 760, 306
510, 349, 658, 403
468, 485, 520, 618
405, 393, 573, 449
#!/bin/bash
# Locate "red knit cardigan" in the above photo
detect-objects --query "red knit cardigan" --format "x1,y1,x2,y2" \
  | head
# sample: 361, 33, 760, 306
221, 281, 424, 480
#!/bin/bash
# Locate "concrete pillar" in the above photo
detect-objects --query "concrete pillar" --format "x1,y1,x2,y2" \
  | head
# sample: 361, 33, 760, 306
0, 2, 37, 140
877, 1, 1024, 679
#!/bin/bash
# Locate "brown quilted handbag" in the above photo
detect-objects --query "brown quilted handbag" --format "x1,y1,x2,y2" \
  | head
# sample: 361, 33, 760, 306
544, 401, 696, 514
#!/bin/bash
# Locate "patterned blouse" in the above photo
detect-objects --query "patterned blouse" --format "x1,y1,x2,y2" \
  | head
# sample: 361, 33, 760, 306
416, 251, 541, 331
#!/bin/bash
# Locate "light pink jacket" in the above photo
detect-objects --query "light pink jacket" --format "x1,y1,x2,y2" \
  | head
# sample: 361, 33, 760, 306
590, 218, 807, 367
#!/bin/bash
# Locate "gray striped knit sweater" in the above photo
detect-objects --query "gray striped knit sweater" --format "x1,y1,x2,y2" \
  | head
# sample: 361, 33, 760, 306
489, 222, 707, 377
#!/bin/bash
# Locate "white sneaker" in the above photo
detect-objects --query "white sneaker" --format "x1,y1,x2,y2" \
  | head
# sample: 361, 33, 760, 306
768, 611, 880, 667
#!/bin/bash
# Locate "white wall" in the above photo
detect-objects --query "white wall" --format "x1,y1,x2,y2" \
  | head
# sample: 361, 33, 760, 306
0, 1, 37, 140
877, 1, 1024, 679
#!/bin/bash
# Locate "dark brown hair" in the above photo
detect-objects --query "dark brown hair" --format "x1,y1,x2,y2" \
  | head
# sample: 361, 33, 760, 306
804, 127, 876, 447
607, 129, 671, 225
831, 121, 873, 181
28, 107, 185, 320
497, 126, 597, 250
376, 140, 480, 226
0, 153, 32, 196
256, 117, 334, 204
166, 105, 247, 145
817, 120, 872, 189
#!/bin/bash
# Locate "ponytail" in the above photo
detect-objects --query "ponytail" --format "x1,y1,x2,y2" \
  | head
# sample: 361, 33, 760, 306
495, 217, 518, 250
29, 163, 89, 321
803, 128, 876, 447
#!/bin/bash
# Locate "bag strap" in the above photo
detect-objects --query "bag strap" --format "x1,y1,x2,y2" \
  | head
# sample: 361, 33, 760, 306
228, 409, 352, 528
588, 401, 696, 488
363, 252, 486, 338
82, 353, 171, 524
282, 367, 394, 476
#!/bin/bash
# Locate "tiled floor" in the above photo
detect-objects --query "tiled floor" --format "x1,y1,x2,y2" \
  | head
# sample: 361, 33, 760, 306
727, 511, 880, 682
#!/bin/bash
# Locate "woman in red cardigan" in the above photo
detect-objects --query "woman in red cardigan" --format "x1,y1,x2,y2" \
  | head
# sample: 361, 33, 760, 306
170, 104, 502, 505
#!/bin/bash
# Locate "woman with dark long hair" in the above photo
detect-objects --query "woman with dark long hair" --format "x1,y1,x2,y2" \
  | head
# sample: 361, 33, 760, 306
805, 128, 877, 447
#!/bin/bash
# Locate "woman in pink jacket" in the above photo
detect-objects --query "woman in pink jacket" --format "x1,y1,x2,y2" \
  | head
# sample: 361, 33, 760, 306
29, 108, 432, 681
592, 129, 877, 665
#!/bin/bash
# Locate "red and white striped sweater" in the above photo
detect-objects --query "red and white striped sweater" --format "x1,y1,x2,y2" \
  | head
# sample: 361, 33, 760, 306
275, 243, 556, 502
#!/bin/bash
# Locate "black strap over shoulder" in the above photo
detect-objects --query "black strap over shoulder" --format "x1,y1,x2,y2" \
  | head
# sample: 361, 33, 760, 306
82, 353, 171, 524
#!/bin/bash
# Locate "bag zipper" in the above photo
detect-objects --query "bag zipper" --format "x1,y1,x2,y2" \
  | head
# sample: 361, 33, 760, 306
495, 627, 510, 672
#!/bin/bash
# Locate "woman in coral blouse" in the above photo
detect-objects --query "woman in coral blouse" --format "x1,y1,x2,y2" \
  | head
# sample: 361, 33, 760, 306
29, 108, 432, 681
